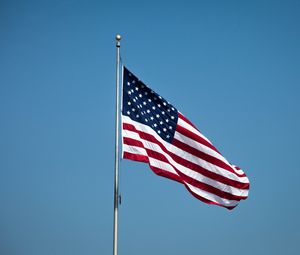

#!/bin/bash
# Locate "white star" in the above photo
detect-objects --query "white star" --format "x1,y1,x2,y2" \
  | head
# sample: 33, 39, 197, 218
148, 99, 152, 102
143, 101, 147, 105
135, 87, 139, 91
150, 116, 154, 120
171, 107, 175, 111
163, 128, 167, 132
131, 89, 134, 93
154, 97, 157, 100
157, 130, 161, 134
132, 80, 136, 84
166, 135, 170, 139
145, 118, 148, 122
128, 91, 131, 95
145, 92, 148, 95
127, 111, 130, 115
127, 82, 130, 86
166, 119, 169, 123
133, 99, 136, 102
128, 102, 131, 105
139, 94, 142, 98
136, 114, 139, 118
163, 102, 167, 106
132, 108, 135, 112
156, 114, 160, 118
147, 110, 150, 113
171, 116, 174, 119
162, 111, 165, 115
159, 96, 162, 99
157, 104, 161, 107
154, 123, 157, 127
152, 106, 156, 110
160, 121, 163, 125
169, 126, 172, 130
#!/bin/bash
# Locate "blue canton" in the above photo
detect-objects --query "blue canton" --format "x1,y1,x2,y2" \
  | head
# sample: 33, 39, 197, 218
123, 67, 178, 143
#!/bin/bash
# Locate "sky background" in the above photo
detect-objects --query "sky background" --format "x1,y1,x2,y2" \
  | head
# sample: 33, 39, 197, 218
1, 0, 300, 254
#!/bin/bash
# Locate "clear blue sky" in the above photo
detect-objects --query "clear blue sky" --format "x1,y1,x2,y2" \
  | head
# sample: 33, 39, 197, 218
1, 0, 299, 254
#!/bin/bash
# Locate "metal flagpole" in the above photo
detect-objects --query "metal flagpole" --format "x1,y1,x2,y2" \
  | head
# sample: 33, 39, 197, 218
113, 34, 121, 255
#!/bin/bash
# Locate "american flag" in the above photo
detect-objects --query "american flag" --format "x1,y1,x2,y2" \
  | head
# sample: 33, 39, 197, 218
121, 67, 249, 209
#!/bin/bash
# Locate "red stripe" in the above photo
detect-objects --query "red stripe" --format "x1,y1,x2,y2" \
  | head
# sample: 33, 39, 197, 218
123, 123, 249, 190
123, 137, 144, 148
123, 151, 148, 163
150, 165, 183, 183
123, 138, 246, 201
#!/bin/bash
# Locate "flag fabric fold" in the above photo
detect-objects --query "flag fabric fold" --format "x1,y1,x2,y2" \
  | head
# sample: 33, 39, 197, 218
121, 66, 249, 209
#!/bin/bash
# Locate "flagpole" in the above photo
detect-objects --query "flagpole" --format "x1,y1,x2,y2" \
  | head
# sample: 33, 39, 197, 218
113, 34, 121, 255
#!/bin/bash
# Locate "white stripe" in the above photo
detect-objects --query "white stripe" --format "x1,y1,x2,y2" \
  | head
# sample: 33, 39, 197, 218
123, 115, 249, 184
123, 129, 140, 140
149, 157, 179, 176
122, 144, 147, 156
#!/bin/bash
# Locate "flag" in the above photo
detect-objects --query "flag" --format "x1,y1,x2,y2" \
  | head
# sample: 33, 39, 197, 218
121, 66, 249, 209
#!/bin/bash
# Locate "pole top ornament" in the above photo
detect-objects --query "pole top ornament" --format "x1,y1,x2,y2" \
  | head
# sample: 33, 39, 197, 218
116, 34, 122, 41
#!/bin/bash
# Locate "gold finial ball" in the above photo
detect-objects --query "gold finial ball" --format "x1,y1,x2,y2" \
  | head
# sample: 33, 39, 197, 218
116, 34, 122, 41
